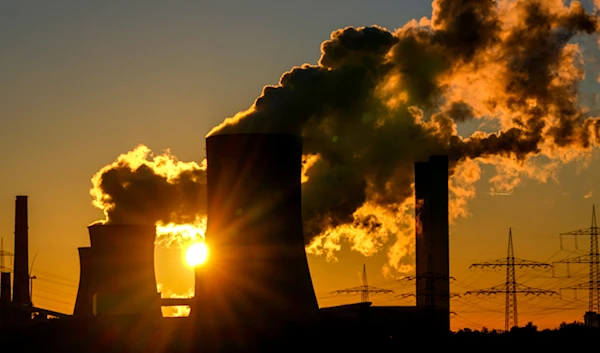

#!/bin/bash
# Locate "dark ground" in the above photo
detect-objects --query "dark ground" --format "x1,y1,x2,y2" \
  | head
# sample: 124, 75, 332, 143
0, 318, 597, 352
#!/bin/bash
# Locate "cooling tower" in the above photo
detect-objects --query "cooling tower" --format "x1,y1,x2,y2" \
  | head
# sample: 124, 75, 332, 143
200, 133, 319, 337
13, 196, 30, 306
73, 247, 95, 317
87, 224, 161, 319
414, 155, 450, 332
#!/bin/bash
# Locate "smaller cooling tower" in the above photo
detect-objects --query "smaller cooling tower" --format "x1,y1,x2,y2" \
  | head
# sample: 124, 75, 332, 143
87, 224, 161, 319
200, 133, 319, 338
73, 247, 95, 317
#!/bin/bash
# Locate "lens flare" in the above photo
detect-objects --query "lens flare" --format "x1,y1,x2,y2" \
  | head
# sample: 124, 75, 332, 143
186, 242, 208, 267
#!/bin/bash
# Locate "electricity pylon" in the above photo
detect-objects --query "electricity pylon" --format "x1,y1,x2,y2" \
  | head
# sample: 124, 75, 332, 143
553, 205, 600, 316
465, 228, 557, 332
331, 264, 393, 302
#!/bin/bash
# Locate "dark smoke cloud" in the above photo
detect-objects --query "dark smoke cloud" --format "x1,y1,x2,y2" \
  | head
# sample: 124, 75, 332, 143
92, 1, 600, 271
209, 0, 600, 247
446, 101, 475, 123
90, 145, 207, 226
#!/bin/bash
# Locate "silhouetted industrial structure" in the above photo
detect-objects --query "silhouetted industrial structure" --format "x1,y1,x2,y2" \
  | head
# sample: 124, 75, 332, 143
73, 236, 191, 318
0, 240, 12, 327
73, 247, 94, 317
13, 196, 30, 307
77, 224, 161, 319
322, 155, 452, 335
5, 141, 599, 351
414, 155, 451, 331
466, 228, 557, 332
553, 205, 600, 327
331, 265, 394, 303
0, 239, 13, 312
0, 196, 70, 328
197, 133, 319, 344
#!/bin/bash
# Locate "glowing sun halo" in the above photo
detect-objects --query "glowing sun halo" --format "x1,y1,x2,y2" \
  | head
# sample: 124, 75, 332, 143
186, 242, 209, 267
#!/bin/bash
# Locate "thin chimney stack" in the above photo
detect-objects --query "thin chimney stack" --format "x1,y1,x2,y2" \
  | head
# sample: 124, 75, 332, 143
13, 195, 30, 306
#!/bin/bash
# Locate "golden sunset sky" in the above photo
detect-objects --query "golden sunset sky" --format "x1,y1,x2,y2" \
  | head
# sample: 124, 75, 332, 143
1, 0, 600, 331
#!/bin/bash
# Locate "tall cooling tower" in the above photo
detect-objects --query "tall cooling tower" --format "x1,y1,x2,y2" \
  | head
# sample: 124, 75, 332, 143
87, 224, 161, 319
201, 133, 319, 336
13, 195, 30, 306
414, 155, 450, 333
73, 247, 95, 317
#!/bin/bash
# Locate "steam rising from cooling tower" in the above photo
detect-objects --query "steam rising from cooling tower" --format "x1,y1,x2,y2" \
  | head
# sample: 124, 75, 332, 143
90, 0, 600, 275
90, 145, 207, 227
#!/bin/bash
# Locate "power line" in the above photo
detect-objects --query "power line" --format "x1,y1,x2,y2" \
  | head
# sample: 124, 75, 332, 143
465, 228, 557, 332
552, 205, 600, 320
330, 264, 394, 303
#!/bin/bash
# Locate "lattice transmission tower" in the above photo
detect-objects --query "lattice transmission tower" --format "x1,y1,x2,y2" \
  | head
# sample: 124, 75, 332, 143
465, 228, 557, 332
331, 264, 394, 302
552, 205, 600, 316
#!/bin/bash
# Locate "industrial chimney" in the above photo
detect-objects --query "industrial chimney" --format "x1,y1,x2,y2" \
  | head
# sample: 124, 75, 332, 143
199, 133, 319, 339
414, 155, 450, 332
73, 247, 95, 317
13, 195, 30, 306
87, 224, 161, 319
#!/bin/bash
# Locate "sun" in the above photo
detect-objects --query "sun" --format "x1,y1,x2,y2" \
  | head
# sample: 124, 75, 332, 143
186, 242, 209, 267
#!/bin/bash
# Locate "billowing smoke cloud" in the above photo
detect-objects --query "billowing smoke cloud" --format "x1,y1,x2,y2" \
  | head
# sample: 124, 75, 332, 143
92, 0, 600, 276
90, 145, 207, 226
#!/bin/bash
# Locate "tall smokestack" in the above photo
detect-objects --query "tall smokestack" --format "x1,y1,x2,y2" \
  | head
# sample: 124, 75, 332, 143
13, 195, 30, 306
73, 247, 95, 317
414, 156, 450, 332
87, 224, 161, 319
200, 133, 319, 339
414, 161, 431, 308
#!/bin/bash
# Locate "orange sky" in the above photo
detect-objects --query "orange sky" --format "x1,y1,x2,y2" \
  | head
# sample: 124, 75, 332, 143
1, 0, 600, 331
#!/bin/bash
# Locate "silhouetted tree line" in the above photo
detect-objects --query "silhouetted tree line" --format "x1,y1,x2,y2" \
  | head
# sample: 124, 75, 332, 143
448, 321, 597, 350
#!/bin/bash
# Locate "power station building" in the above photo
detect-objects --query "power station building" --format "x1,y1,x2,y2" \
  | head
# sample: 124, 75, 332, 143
1, 135, 451, 350
69, 138, 451, 339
